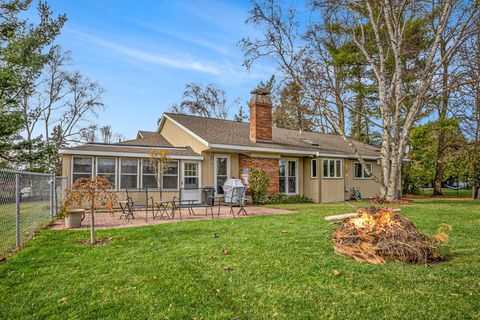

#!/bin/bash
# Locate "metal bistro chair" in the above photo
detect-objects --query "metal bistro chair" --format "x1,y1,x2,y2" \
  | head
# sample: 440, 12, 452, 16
188, 187, 216, 218
150, 193, 171, 220
224, 186, 247, 217
125, 188, 151, 221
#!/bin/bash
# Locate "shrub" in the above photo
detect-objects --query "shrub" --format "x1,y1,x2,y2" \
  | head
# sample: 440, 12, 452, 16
249, 169, 270, 204
265, 194, 313, 204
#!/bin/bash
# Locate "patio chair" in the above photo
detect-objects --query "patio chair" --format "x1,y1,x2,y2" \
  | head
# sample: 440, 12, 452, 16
125, 188, 151, 220
188, 187, 216, 218
224, 186, 247, 217
150, 193, 171, 220
171, 196, 195, 221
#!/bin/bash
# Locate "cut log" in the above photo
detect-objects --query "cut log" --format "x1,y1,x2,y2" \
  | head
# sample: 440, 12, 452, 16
325, 208, 401, 221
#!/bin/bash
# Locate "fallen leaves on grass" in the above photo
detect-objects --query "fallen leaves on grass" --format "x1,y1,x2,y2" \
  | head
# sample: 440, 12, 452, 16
222, 249, 229, 255
77, 237, 113, 246
332, 269, 341, 276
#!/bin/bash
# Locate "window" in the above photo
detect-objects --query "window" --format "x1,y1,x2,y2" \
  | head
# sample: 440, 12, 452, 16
279, 160, 297, 194
183, 162, 199, 188
215, 155, 229, 194
142, 159, 158, 189
311, 159, 318, 178
72, 157, 93, 183
162, 161, 178, 190
96, 157, 116, 188
354, 162, 373, 179
323, 159, 342, 178
120, 158, 138, 189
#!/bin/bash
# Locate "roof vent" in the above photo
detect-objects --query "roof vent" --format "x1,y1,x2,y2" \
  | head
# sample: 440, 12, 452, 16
302, 138, 319, 146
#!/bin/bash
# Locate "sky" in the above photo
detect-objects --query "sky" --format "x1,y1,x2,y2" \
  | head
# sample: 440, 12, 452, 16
29, 0, 279, 140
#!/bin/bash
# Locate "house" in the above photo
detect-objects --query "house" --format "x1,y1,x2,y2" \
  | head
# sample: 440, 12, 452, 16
59, 89, 382, 203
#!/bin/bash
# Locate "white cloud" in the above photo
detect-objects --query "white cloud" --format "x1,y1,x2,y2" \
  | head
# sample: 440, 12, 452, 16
68, 30, 222, 75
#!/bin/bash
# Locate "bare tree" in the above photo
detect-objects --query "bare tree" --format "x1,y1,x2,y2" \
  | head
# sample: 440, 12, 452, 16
240, 0, 479, 200
169, 82, 229, 119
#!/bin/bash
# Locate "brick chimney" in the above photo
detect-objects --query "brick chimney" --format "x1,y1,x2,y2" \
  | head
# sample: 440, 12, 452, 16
249, 88, 272, 142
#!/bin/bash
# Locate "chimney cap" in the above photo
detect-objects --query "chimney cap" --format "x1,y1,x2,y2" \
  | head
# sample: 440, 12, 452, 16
250, 88, 270, 95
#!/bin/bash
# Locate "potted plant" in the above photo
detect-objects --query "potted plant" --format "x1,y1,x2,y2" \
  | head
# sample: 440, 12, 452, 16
62, 176, 117, 244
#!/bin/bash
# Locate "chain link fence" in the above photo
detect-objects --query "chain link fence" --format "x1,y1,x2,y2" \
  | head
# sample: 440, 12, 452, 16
0, 170, 66, 257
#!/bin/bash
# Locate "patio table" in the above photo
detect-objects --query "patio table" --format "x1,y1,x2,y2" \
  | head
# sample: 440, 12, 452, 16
213, 195, 224, 217
118, 200, 134, 220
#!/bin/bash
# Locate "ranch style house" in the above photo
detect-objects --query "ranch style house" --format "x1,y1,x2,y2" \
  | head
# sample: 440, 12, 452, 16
59, 89, 383, 203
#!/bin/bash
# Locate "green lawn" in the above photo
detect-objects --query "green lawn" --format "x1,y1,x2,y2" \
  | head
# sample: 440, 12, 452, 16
0, 200, 479, 319
417, 188, 472, 198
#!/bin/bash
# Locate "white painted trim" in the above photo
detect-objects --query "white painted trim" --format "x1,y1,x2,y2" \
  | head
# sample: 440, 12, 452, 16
59, 149, 203, 160
61, 144, 188, 151
315, 152, 380, 160
71, 156, 94, 185
310, 158, 318, 179
214, 154, 230, 194
159, 114, 210, 146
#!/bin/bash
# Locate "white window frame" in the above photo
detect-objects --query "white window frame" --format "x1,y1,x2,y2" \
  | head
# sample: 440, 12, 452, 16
322, 159, 343, 179
279, 159, 298, 195
119, 158, 139, 190
353, 162, 373, 179
310, 159, 318, 179
162, 160, 179, 191
141, 159, 159, 190
71, 156, 94, 184
214, 154, 230, 194
95, 157, 117, 190
181, 160, 202, 189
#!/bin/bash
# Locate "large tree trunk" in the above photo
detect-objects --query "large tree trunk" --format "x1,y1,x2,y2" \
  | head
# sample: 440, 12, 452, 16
433, 38, 449, 196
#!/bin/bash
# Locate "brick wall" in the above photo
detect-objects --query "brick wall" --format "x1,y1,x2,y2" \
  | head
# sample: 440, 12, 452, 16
239, 154, 279, 195
249, 101, 272, 142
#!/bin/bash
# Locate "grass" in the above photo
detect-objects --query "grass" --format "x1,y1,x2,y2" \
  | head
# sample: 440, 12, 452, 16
417, 188, 472, 198
0, 200, 51, 255
0, 199, 479, 319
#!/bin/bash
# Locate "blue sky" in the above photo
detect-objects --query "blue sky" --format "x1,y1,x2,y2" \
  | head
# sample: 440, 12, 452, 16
36, 0, 277, 139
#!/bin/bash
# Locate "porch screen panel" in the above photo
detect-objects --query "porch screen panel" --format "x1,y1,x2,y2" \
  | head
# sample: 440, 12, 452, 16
162, 161, 178, 190
120, 158, 138, 189
142, 160, 158, 189
97, 157, 116, 188
72, 157, 93, 183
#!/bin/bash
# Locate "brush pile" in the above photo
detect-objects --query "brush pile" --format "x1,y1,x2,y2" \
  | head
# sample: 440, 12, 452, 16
332, 207, 450, 264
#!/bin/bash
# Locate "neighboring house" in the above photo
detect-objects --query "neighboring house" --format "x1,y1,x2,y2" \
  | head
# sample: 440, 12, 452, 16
59, 89, 383, 203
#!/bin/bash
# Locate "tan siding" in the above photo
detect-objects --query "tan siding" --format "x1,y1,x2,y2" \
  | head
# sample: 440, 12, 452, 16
202, 151, 214, 187
303, 158, 319, 202
320, 157, 345, 202
344, 159, 381, 200
160, 118, 208, 153
303, 158, 320, 202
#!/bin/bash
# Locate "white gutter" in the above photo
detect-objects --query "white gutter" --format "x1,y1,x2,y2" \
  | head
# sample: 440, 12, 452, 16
69, 143, 189, 151
58, 149, 203, 160
209, 143, 316, 155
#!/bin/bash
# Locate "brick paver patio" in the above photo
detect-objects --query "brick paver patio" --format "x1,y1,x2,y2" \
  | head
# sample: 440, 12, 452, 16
52, 205, 295, 230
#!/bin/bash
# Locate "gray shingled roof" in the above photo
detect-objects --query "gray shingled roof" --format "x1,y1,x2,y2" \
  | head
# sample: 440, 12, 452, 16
165, 113, 380, 157
62, 131, 200, 157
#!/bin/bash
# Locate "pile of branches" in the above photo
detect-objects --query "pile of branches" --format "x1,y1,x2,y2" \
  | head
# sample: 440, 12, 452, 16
332, 207, 450, 264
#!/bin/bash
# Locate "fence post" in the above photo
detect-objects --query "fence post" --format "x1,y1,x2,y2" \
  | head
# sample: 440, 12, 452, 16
50, 176, 55, 222
15, 173, 21, 248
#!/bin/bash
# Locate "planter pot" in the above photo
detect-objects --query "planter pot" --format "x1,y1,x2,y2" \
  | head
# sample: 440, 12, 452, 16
65, 209, 85, 229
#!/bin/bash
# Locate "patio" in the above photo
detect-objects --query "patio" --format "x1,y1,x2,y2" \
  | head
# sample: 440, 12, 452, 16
51, 205, 295, 230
